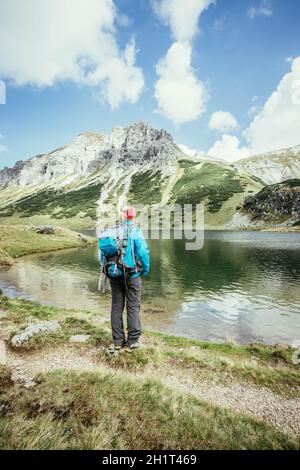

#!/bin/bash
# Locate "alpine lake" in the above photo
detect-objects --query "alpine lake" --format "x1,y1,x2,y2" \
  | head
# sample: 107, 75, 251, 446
1, 230, 300, 346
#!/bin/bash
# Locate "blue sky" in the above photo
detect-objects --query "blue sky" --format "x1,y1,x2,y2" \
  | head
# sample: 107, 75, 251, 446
0, 0, 300, 169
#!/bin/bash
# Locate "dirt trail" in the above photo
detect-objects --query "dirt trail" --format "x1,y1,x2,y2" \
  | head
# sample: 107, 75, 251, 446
6, 345, 300, 437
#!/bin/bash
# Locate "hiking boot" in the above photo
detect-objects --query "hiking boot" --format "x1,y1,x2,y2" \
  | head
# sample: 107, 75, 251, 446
125, 341, 140, 353
106, 343, 125, 356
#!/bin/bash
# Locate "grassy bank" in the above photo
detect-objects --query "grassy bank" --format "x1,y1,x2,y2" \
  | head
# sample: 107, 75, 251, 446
1, 367, 298, 450
0, 294, 300, 449
0, 225, 96, 266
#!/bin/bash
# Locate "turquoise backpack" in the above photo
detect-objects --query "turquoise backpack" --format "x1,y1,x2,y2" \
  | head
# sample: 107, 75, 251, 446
98, 224, 138, 279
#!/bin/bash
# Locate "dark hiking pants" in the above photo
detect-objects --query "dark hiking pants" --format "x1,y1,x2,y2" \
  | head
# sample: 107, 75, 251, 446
109, 275, 142, 346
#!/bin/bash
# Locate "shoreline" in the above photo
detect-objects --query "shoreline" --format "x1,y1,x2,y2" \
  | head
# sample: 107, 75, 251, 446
2, 224, 300, 268
0, 224, 97, 267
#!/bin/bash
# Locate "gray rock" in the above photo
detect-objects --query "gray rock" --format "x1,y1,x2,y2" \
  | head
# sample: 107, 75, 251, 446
10, 321, 61, 348
242, 180, 300, 224
23, 380, 37, 389
77, 233, 88, 243
274, 343, 290, 351
35, 225, 55, 235
69, 334, 91, 343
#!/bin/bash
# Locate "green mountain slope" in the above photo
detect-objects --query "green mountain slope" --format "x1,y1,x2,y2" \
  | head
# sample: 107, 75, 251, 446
0, 159, 263, 230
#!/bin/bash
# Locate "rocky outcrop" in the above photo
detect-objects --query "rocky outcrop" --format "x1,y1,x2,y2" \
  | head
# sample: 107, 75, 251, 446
242, 179, 300, 225
235, 146, 300, 184
10, 321, 61, 349
0, 160, 26, 188
35, 225, 55, 234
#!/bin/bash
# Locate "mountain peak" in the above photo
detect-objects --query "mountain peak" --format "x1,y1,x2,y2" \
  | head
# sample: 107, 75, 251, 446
111, 121, 174, 143
0, 122, 181, 189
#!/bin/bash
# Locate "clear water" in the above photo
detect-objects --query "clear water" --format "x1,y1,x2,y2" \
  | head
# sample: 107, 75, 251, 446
1, 231, 300, 345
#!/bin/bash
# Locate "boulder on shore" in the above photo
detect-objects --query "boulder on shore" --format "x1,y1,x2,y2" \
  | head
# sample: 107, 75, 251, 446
35, 225, 55, 235
10, 321, 61, 348
77, 233, 88, 243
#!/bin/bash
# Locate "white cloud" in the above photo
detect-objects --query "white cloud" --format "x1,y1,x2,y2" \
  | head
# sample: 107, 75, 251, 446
178, 143, 206, 158
209, 111, 240, 133
116, 14, 132, 28
246, 57, 300, 153
152, 0, 214, 42
152, 0, 214, 125
178, 144, 198, 157
89, 37, 144, 109
248, 1, 273, 19
0, 144, 7, 155
208, 135, 251, 162
209, 57, 300, 162
286, 57, 294, 64
0, 0, 144, 109
154, 42, 208, 125
248, 105, 260, 116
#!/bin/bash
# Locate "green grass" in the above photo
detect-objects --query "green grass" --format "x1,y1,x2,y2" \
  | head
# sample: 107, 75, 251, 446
165, 349, 300, 397
63, 317, 111, 348
168, 161, 263, 227
0, 158, 265, 229
172, 163, 255, 213
0, 295, 67, 325
0, 365, 14, 392
1, 295, 299, 397
149, 330, 295, 364
6, 310, 111, 352
0, 224, 96, 266
0, 248, 13, 266
127, 170, 167, 205
0, 295, 111, 351
98, 347, 160, 372
0, 182, 104, 220
9, 330, 71, 352
1, 295, 300, 449
0, 369, 299, 450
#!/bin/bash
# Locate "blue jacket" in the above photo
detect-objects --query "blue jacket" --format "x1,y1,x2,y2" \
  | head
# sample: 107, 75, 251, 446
99, 221, 150, 277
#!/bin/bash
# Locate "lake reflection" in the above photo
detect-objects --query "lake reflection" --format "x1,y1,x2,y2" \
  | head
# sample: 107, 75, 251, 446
1, 231, 300, 345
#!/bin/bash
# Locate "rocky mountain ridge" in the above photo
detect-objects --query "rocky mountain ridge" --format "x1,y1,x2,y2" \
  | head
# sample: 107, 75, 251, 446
235, 145, 300, 185
0, 122, 181, 189
0, 122, 299, 230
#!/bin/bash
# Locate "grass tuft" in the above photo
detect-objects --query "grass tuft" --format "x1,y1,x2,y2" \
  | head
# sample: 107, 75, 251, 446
0, 369, 299, 450
98, 347, 159, 371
